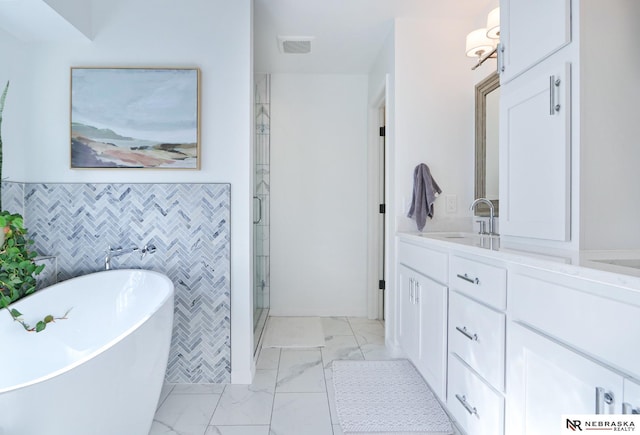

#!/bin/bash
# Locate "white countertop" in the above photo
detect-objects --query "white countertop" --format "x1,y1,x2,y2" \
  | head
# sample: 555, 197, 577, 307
397, 231, 640, 292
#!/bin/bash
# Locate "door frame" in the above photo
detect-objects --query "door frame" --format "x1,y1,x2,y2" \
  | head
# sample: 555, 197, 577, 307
367, 81, 388, 320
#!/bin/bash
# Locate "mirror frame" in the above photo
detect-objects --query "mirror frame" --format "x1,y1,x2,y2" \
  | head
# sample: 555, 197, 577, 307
474, 71, 500, 217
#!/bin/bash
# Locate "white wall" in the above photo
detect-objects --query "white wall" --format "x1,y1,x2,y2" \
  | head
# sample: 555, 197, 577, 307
0, 0, 255, 383
393, 18, 477, 234
0, 28, 31, 181
374, 16, 489, 351
270, 73, 369, 317
579, 0, 640, 250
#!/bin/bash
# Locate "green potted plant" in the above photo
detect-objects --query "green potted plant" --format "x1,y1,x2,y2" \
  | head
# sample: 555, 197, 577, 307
0, 211, 52, 331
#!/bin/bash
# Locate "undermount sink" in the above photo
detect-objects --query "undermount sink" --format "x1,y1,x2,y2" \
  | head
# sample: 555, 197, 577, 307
591, 258, 640, 270
418, 232, 500, 250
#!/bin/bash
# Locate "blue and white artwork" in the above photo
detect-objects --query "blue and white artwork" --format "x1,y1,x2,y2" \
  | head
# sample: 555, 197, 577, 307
71, 68, 200, 169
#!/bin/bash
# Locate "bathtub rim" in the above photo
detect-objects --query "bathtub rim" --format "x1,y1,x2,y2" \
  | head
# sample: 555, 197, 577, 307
0, 269, 174, 395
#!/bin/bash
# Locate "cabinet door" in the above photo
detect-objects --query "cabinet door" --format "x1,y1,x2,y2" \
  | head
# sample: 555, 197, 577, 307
398, 265, 419, 362
501, 0, 571, 82
506, 323, 624, 434
499, 61, 571, 241
415, 273, 448, 401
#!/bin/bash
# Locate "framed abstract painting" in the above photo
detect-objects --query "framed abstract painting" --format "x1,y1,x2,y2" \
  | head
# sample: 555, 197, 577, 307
70, 67, 200, 169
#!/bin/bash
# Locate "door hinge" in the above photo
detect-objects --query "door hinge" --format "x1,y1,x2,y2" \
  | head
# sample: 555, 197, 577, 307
379, 126, 386, 137
379, 280, 386, 290
379, 204, 386, 214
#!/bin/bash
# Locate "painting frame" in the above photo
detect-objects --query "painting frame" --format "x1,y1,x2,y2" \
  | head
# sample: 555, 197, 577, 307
70, 67, 201, 170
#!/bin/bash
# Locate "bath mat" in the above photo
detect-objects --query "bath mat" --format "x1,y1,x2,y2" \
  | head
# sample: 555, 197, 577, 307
262, 316, 325, 348
332, 360, 453, 435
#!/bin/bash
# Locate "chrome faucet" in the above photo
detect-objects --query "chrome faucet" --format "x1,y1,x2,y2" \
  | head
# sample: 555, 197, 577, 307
105, 244, 157, 270
470, 198, 498, 236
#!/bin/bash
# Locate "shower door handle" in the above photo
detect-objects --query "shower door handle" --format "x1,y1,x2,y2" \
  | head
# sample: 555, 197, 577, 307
253, 196, 262, 224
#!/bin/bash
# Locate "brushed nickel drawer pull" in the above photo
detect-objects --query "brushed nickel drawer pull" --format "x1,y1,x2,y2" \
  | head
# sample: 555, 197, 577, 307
455, 394, 478, 416
623, 402, 640, 414
456, 273, 480, 285
596, 387, 615, 414
456, 326, 478, 341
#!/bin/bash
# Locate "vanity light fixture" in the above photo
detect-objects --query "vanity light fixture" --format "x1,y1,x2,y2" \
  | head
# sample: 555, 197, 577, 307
467, 7, 500, 70
486, 7, 500, 39
466, 28, 494, 58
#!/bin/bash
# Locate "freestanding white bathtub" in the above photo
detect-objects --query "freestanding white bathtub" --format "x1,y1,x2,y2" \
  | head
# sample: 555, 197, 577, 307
0, 269, 174, 435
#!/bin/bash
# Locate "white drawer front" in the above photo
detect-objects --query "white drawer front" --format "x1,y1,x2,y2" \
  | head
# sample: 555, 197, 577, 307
449, 291, 506, 390
448, 355, 504, 435
511, 272, 640, 379
450, 256, 506, 309
398, 240, 448, 284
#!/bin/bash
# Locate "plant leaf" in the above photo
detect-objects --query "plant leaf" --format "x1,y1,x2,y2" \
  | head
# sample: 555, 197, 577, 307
35, 321, 46, 332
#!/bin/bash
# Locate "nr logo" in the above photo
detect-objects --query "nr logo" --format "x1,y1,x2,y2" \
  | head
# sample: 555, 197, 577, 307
566, 419, 583, 431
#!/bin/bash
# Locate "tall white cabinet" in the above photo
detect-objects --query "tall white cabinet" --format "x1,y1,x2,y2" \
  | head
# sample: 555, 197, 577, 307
498, 0, 640, 248
500, 0, 571, 82
499, 60, 571, 241
499, 0, 574, 242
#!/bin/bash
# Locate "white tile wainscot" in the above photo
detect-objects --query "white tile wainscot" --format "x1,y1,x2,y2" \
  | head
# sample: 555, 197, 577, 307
396, 232, 640, 435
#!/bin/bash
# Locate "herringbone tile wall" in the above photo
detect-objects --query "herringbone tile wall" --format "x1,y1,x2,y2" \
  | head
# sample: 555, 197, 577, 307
1, 182, 231, 383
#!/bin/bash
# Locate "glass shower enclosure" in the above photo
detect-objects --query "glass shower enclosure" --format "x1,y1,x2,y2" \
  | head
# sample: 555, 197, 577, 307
253, 73, 270, 352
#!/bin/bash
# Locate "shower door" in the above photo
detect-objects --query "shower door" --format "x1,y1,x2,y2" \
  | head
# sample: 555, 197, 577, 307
253, 74, 271, 352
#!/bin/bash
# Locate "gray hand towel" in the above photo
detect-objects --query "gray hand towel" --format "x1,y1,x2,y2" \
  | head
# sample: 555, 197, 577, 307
407, 163, 442, 231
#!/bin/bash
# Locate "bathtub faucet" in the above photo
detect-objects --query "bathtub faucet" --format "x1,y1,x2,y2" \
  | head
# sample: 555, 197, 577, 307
140, 244, 157, 259
105, 244, 156, 270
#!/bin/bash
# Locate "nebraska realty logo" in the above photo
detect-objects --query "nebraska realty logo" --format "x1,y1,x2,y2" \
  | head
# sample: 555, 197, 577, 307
563, 415, 640, 432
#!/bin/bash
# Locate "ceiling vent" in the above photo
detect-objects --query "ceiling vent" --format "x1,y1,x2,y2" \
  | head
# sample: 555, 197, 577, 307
277, 36, 314, 54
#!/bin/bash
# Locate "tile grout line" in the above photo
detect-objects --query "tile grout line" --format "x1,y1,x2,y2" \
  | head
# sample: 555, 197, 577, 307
320, 322, 337, 435
267, 347, 283, 430
205, 387, 225, 429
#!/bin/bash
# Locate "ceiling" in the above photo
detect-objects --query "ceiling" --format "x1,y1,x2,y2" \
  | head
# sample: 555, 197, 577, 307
254, 0, 496, 74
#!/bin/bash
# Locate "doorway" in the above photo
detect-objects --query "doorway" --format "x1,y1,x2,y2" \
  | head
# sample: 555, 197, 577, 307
368, 84, 387, 321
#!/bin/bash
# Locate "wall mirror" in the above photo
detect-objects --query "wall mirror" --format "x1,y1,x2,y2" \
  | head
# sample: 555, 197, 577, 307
474, 71, 500, 217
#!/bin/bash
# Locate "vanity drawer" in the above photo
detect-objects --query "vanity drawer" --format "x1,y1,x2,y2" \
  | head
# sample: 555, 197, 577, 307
511, 272, 640, 379
450, 255, 506, 309
398, 240, 448, 284
449, 291, 506, 390
448, 354, 504, 435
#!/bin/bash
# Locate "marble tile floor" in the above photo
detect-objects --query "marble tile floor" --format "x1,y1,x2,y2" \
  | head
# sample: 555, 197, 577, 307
149, 317, 390, 435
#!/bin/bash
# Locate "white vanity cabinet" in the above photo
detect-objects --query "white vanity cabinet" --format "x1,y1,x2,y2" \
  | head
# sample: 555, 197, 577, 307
446, 254, 507, 435
507, 268, 640, 433
396, 233, 640, 435
507, 322, 624, 434
397, 240, 449, 401
500, 0, 571, 83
